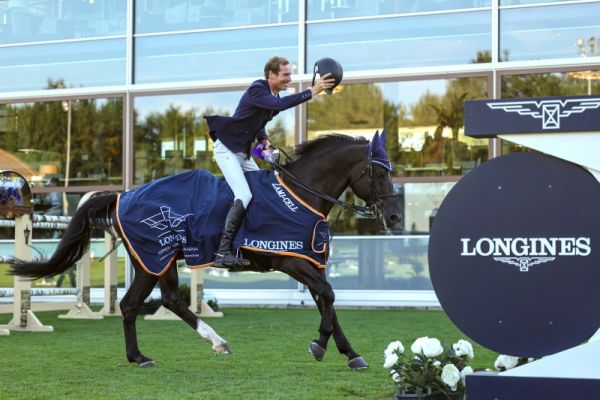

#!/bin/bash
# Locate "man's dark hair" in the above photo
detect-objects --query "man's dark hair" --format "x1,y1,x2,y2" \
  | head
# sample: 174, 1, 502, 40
264, 56, 290, 79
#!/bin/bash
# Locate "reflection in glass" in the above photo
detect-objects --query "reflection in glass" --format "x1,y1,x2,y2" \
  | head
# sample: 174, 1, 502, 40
321, 181, 454, 236
307, 78, 489, 178
135, 26, 297, 83
0, 0, 126, 45
0, 98, 123, 188
135, 0, 298, 34
134, 92, 295, 185
500, 0, 578, 5
307, 0, 491, 20
400, 182, 455, 234
501, 70, 600, 154
500, 3, 600, 61
202, 268, 297, 290
0, 39, 125, 92
327, 236, 432, 290
307, 11, 490, 71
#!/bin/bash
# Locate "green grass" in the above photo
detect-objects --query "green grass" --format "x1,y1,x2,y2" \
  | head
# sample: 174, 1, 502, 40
0, 308, 498, 400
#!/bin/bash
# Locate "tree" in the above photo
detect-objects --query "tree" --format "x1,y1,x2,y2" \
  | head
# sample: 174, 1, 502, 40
308, 84, 385, 131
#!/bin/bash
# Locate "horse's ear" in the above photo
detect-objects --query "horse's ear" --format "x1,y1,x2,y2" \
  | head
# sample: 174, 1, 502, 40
369, 130, 380, 157
380, 129, 387, 148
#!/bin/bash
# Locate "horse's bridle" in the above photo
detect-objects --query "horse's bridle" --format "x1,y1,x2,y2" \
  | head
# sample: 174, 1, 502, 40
347, 160, 401, 229
270, 154, 399, 221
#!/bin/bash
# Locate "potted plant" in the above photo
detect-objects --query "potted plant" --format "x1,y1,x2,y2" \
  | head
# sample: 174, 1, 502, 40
383, 337, 474, 399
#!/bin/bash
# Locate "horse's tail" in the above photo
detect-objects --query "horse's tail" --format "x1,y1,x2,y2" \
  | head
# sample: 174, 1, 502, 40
9, 193, 118, 279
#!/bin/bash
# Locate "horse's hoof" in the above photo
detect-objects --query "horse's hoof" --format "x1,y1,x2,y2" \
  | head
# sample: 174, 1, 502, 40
139, 360, 156, 368
348, 356, 368, 370
213, 342, 233, 355
308, 341, 326, 361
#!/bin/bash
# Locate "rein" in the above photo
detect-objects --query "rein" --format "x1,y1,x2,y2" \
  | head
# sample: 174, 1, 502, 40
270, 161, 376, 218
270, 145, 397, 220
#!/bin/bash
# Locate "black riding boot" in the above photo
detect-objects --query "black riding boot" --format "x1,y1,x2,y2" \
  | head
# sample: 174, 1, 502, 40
214, 199, 251, 268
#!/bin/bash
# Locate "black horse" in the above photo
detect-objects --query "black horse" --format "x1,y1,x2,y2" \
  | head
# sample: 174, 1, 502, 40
10, 133, 401, 369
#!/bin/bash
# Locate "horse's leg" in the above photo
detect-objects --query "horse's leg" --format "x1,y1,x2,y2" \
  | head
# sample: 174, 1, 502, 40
278, 260, 368, 370
158, 265, 232, 354
120, 259, 158, 367
308, 286, 367, 369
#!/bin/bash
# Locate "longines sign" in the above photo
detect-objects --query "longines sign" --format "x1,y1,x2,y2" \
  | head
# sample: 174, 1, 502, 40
428, 152, 600, 358
461, 237, 591, 272
464, 95, 600, 137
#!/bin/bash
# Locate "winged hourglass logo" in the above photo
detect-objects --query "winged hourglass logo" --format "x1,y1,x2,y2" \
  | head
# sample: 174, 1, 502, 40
140, 206, 193, 231
492, 256, 555, 272
487, 98, 600, 129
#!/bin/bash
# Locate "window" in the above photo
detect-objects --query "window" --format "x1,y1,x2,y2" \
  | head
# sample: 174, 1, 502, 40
0, 39, 126, 92
307, 10, 491, 71
307, 0, 491, 20
500, 2, 600, 61
0, 97, 123, 188
133, 90, 296, 184
0, 0, 126, 45
135, 0, 298, 34
135, 26, 298, 83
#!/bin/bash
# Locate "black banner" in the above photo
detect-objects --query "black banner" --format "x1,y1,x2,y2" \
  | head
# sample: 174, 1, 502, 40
464, 95, 600, 138
429, 152, 600, 357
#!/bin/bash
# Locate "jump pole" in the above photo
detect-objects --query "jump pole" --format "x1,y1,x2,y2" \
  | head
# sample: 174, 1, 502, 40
98, 231, 121, 316
58, 249, 103, 319
0, 214, 53, 333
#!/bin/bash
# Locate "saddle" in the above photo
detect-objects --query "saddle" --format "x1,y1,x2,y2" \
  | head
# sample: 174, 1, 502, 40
116, 170, 329, 276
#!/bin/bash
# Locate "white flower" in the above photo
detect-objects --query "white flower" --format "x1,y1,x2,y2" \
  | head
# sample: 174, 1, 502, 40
411, 337, 443, 358
452, 339, 474, 359
383, 353, 399, 369
385, 340, 404, 357
433, 360, 441, 367
441, 364, 461, 391
391, 370, 402, 383
410, 336, 429, 355
494, 355, 519, 371
423, 338, 444, 358
460, 366, 474, 385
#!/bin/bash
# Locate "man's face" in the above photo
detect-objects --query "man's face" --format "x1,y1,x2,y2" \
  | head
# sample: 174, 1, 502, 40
269, 63, 292, 91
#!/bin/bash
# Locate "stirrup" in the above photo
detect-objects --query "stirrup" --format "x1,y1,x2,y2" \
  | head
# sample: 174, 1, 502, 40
214, 252, 250, 268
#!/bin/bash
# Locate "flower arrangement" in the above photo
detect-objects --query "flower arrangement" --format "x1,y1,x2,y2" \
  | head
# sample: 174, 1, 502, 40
383, 337, 474, 399
493, 354, 533, 371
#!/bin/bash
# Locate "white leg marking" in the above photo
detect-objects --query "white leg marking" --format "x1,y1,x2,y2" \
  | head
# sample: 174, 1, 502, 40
196, 319, 226, 348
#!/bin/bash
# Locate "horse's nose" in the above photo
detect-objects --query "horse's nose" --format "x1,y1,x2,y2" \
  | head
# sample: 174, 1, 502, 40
389, 213, 401, 224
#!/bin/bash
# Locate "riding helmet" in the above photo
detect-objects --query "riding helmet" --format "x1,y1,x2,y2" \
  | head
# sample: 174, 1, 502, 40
312, 57, 343, 95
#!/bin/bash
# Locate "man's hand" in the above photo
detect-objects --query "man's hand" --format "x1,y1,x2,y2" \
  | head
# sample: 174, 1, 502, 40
260, 138, 271, 149
310, 73, 335, 96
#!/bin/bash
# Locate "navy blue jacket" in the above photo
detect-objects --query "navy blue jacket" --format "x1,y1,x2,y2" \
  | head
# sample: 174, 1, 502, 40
205, 79, 312, 155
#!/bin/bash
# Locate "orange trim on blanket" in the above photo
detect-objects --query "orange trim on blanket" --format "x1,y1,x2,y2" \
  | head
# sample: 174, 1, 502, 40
240, 245, 326, 269
187, 262, 214, 270
115, 193, 175, 277
274, 173, 328, 220
311, 221, 328, 254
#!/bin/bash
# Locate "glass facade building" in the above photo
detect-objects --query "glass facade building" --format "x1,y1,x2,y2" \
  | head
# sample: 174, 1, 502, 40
1, 0, 599, 305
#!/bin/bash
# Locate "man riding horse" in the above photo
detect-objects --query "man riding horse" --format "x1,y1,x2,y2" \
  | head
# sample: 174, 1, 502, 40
205, 56, 342, 268
9, 57, 401, 370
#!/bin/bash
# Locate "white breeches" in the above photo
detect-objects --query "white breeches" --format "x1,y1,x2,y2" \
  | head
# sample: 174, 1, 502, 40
213, 139, 259, 208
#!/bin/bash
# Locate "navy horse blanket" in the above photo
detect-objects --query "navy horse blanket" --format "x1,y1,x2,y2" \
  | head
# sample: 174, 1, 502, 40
117, 170, 330, 276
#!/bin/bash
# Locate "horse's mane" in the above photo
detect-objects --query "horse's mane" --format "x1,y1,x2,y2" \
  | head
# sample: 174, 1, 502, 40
287, 134, 368, 166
